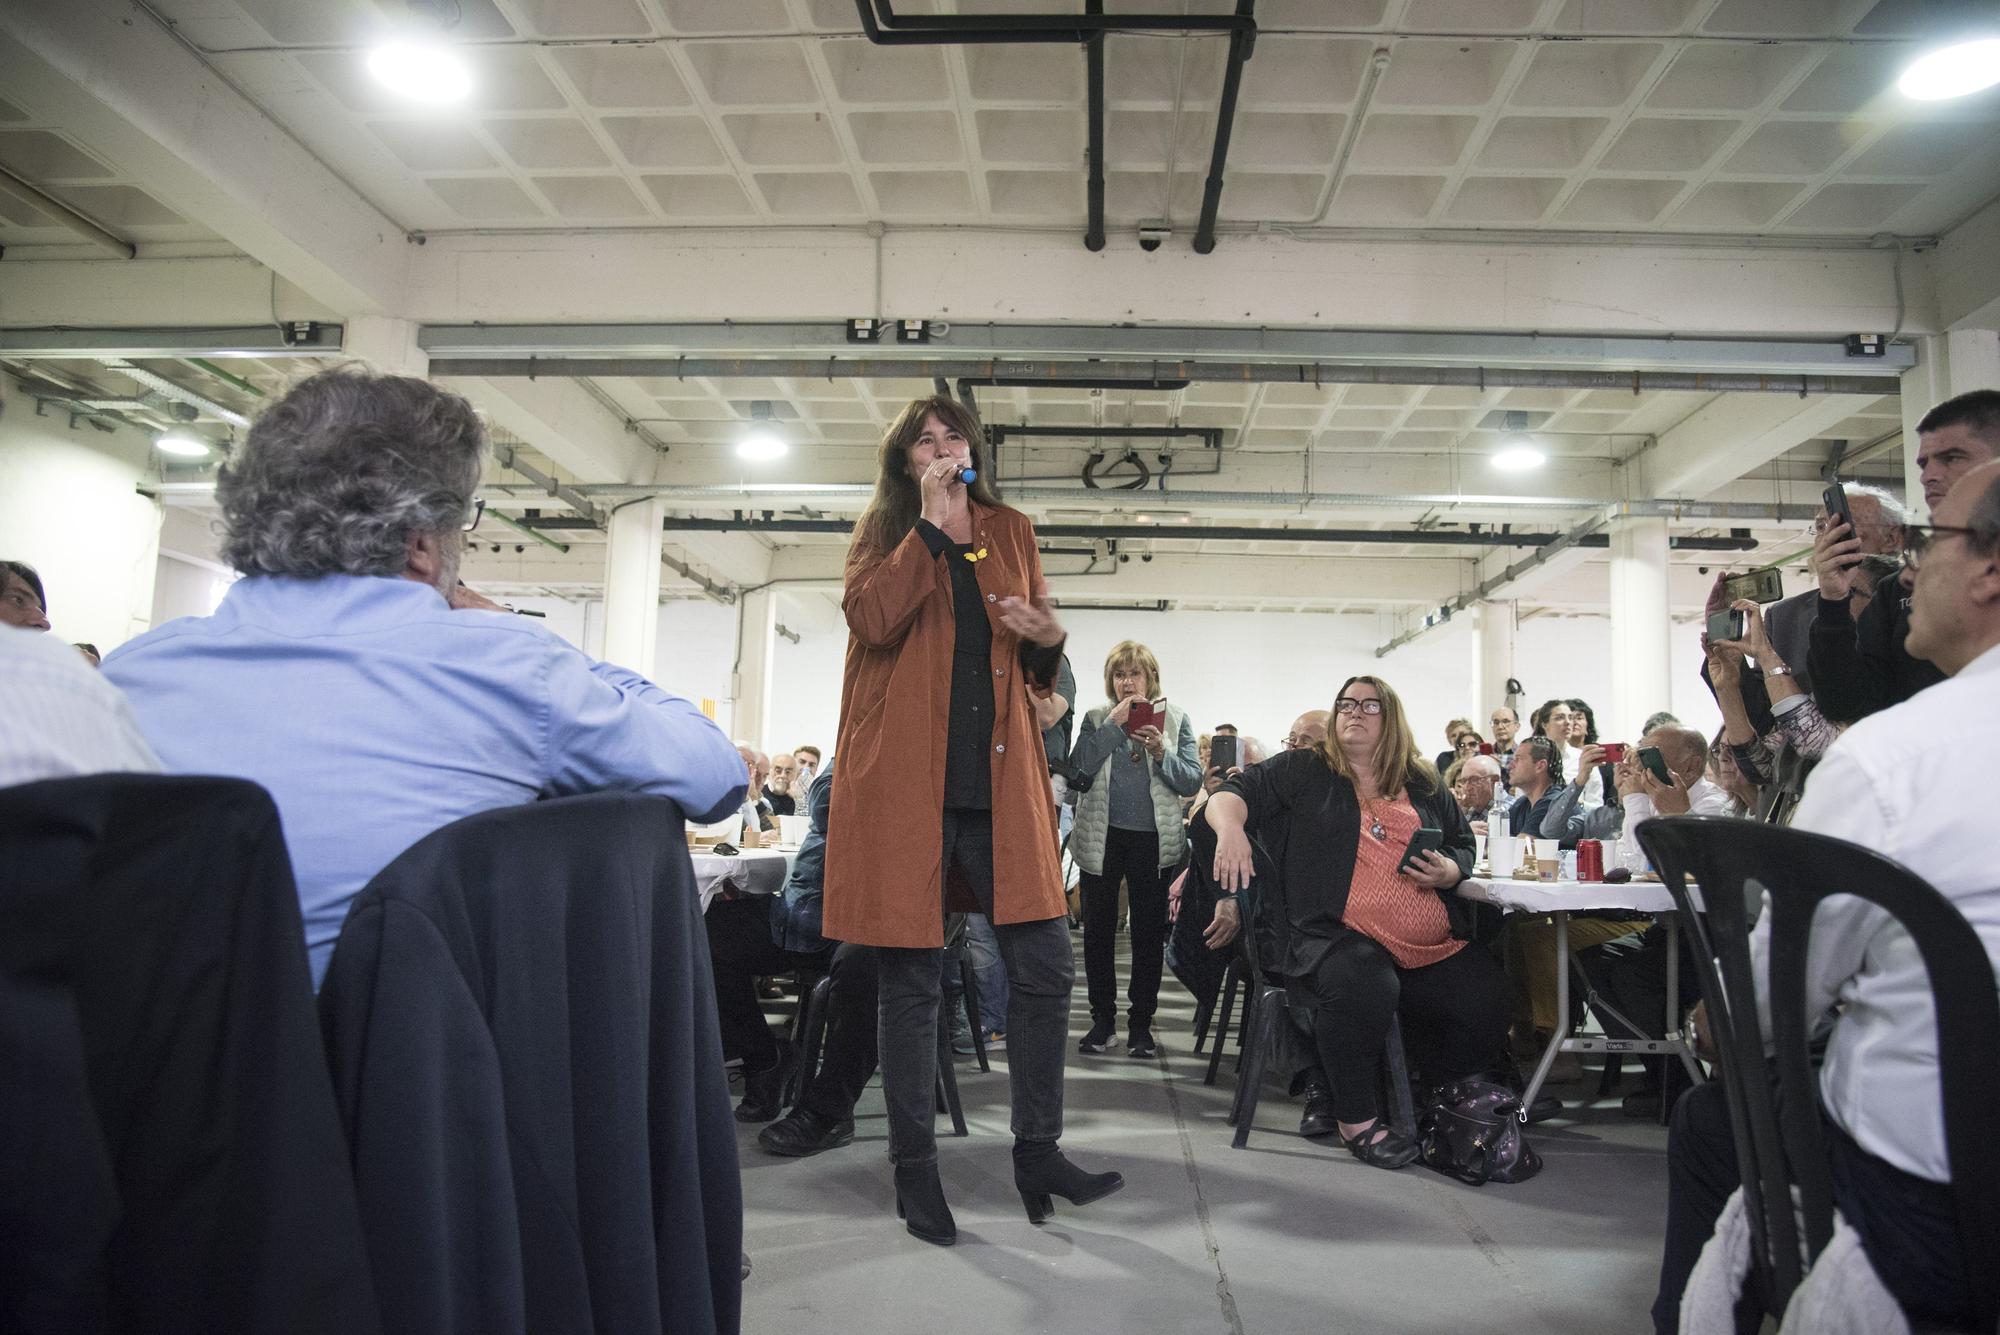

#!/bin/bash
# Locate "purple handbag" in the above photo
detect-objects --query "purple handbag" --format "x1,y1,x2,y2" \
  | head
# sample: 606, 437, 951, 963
1417, 1079, 1544, 1185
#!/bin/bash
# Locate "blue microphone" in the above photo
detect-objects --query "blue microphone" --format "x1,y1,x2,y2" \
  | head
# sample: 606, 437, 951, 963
958, 467, 978, 484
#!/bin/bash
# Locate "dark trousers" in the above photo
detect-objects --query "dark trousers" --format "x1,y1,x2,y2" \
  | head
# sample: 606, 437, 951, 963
878, 807, 1074, 1167
1655, 1078, 1976, 1334
1079, 825, 1168, 1028
1289, 933, 1509, 1124
797, 943, 881, 1124
704, 895, 824, 1071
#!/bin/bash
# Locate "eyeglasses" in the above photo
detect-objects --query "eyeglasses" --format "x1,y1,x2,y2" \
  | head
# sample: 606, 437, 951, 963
461, 497, 486, 533
1333, 698, 1383, 716
1283, 733, 1316, 749
1901, 523, 1980, 571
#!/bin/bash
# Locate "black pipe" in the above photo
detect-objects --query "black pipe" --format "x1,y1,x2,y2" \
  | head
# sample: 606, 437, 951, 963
851, 0, 1094, 44
867, 0, 1251, 37
523, 514, 1757, 552
956, 374, 1192, 391
1194, 0, 1257, 255
1085, 0, 1106, 252
989, 424, 1222, 450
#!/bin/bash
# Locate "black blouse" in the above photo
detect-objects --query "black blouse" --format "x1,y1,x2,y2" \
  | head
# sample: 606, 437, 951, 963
915, 519, 1063, 811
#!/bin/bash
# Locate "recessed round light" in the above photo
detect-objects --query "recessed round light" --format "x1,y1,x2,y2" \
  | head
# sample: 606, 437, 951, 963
1897, 37, 2000, 101
736, 428, 789, 462
366, 41, 474, 106
155, 431, 211, 458
1491, 443, 1547, 472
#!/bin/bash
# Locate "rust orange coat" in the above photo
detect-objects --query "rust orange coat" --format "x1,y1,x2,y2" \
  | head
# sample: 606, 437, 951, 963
823, 502, 1067, 948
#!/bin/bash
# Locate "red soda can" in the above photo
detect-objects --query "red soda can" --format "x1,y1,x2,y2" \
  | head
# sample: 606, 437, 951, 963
1577, 839, 1604, 881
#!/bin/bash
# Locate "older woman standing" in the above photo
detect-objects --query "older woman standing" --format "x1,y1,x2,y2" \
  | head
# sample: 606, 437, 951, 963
1199, 675, 1508, 1169
825, 396, 1121, 1248
1066, 642, 1202, 1057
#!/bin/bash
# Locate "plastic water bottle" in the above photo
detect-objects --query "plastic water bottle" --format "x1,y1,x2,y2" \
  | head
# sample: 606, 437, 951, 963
1486, 792, 1516, 877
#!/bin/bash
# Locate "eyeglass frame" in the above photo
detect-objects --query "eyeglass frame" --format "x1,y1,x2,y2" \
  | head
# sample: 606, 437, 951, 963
1332, 697, 1384, 717
1900, 522, 1985, 570
1283, 732, 1317, 749
461, 497, 486, 533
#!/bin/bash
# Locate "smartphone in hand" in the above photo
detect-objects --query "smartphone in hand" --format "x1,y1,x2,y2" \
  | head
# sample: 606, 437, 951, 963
1209, 733, 1239, 772
1122, 697, 1165, 736
1398, 827, 1445, 875
1706, 606, 1747, 645
1822, 482, 1854, 534
1599, 742, 1629, 764
1637, 745, 1674, 787
1721, 566, 1784, 605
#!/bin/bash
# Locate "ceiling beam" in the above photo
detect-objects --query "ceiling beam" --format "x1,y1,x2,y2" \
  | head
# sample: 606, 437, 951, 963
446, 376, 659, 487
1629, 392, 1881, 499
1931, 192, 2000, 333
0, 3, 407, 313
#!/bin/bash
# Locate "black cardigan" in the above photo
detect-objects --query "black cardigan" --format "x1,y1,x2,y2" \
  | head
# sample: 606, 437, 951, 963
1191, 748, 1479, 980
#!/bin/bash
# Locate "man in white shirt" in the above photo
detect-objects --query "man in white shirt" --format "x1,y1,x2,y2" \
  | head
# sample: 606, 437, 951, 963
0, 624, 160, 787
1655, 460, 2000, 1332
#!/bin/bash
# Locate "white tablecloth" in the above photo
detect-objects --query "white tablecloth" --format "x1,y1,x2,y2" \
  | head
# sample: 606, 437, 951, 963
1457, 876, 1681, 915
692, 847, 798, 913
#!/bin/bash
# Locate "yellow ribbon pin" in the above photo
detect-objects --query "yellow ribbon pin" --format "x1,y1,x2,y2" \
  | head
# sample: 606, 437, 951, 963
964, 547, 988, 563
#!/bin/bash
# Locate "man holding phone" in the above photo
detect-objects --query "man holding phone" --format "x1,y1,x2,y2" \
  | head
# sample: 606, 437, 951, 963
1808, 391, 2000, 722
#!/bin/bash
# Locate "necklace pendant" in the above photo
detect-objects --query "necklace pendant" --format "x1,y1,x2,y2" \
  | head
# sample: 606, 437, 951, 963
1369, 820, 1386, 840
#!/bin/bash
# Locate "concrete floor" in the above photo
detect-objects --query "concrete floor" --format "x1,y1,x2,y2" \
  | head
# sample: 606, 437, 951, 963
736, 941, 1671, 1335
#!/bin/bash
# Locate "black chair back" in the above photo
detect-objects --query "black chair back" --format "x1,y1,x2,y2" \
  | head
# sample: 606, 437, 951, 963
1637, 815, 2000, 1332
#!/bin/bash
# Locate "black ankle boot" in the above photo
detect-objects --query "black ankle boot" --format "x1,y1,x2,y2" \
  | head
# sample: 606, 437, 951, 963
1012, 1140, 1124, 1225
892, 1164, 956, 1246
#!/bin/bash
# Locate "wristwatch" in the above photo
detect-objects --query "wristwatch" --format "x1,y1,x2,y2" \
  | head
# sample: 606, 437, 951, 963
1765, 664, 1794, 678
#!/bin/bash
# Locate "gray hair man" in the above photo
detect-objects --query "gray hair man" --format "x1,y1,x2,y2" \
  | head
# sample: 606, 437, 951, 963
106, 366, 746, 986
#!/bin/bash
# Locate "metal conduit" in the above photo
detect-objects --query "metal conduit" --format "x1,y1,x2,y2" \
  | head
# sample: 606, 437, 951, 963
427, 356, 1893, 397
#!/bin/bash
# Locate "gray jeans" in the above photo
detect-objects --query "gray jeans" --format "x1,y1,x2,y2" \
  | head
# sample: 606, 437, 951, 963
878, 807, 1074, 1166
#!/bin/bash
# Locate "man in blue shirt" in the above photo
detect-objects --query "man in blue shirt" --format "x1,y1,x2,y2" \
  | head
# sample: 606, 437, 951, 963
106, 368, 745, 987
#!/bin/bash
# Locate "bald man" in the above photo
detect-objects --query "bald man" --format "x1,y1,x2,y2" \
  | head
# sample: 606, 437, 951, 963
1284, 709, 1329, 751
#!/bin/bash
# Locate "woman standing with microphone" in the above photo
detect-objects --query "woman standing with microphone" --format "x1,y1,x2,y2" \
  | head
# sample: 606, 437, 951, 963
824, 396, 1122, 1248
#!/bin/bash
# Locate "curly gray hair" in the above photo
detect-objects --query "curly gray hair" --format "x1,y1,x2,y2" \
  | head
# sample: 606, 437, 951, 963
217, 366, 486, 578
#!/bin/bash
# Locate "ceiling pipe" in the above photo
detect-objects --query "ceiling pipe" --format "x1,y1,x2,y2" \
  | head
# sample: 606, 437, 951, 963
491, 442, 605, 526
608, 514, 1759, 552
98, 360, 250, 427
1193, 1, 1257, 255
1085, 0, 1106, 253
429, 354, 1894, 397
1308, 48, 1391, 226
853, 1, 1257, 253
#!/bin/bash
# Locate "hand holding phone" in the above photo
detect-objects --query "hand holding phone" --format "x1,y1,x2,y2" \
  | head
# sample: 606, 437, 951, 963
1397, 827, 1445, 875
1208, 734, 1239, 772
1598, 742, 1628, 764
1816, 483, 1867, 600
1121, 697, 1164, 736
1637, 745, 1674, 788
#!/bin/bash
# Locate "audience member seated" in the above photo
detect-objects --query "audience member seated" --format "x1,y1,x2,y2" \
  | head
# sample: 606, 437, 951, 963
763, 750, 801, 817
708, 765, 837, 1121
737, 744, 777, 832
1642, 709, 1681, 734
1433, 716, 1475, 774
0, 559, 51, 632
1504, 735, 1563, 836
1451, 754, 1502, 830
1488, 703, 1519, 772
1200, 675, 1506, 1170
1451, 730, 1485, 763
103, 367, 746, 987
0, 623, 160, 787
1654, 459, 2000, 1333
1808, 388, 1999, 723
794, 744, 822, 783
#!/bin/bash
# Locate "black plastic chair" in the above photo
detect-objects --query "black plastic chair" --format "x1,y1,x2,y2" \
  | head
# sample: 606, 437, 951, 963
1226, 937, 1417, 1150
1638, 815, 2000, 1333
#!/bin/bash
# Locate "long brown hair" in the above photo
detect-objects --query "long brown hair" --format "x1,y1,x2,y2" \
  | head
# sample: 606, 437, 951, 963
851, 396, 1002, 554
1317, 674, 1440, 797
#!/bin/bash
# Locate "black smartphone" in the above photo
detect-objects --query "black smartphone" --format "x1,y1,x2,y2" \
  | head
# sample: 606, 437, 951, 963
1637, 746, 1673, 787
1209, 734, 1238, 773
1721, 566, 1784, 605
1822, 482, 1853, 535
1398, 827, 1444, 874
1706, 606, 1746, 644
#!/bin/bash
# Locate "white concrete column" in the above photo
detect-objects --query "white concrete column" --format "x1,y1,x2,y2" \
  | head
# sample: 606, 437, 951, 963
732, 588, 778, 749
1473, 600, 1518, 723
601, 498, 665, 676
1899, 329, 2000, 516
1609, 516, 1672, 741
343, 316, 428, 377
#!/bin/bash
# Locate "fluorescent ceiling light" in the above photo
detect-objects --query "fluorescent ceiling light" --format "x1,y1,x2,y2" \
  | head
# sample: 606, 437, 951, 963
1491, 441, 1546, 472
366, 41, 473, 105
736, 427, 789, 462
1897, 36, 2000, 100
155, 431, 211, 459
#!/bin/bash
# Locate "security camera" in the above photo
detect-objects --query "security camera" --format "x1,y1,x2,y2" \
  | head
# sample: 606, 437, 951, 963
1137, 221, 1171, 253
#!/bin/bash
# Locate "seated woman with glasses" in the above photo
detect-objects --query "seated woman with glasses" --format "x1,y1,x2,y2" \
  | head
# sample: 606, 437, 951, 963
1196, 675, 1508, 1169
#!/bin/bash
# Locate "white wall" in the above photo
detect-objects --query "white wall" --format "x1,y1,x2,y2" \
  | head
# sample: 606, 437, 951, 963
493, 587, 1728, 762
0, 399, 163, 651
